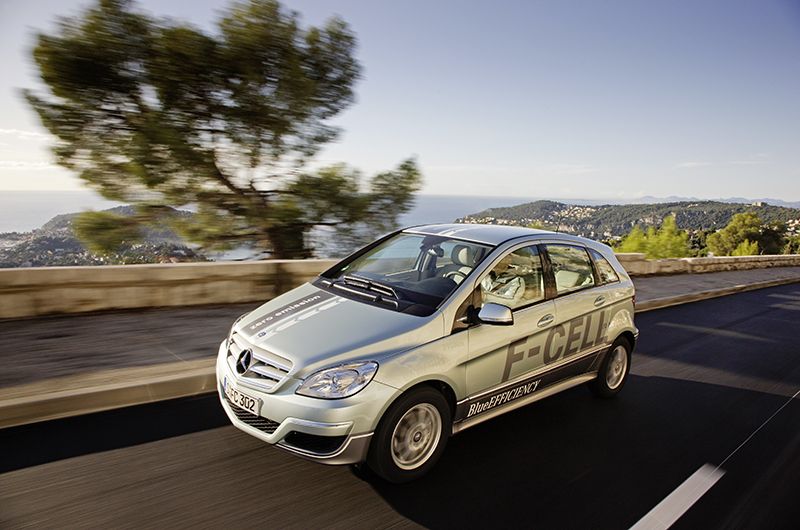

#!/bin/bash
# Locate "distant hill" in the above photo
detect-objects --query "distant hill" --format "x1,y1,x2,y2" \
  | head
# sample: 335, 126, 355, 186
0, 206, 205, 268
636, 196, 800, 209
457, 200, 800, 239
39, 205, 191, 243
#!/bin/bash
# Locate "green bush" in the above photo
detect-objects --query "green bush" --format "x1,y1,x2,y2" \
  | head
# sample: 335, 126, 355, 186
731, 239, 759, 256
616, 215, 691, 259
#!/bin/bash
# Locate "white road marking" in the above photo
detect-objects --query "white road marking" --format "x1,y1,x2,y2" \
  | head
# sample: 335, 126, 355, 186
631, 388, 800, 530
630, 464, 725, 530
717, 388, 800, 468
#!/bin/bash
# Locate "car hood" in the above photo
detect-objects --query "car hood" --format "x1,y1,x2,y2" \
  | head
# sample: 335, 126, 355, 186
234, 283, 444, 377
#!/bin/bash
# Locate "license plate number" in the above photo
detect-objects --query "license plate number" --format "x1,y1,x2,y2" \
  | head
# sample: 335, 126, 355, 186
224, 377, 261, 416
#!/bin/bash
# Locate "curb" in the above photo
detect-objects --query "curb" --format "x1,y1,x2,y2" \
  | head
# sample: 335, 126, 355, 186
635, 276, 800, 312
2, 277, 798, 430
0, 360, 216, 429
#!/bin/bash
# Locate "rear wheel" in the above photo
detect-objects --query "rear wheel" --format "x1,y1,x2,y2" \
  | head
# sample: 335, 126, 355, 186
367, 387, 451, 483
590, 337, 632, 398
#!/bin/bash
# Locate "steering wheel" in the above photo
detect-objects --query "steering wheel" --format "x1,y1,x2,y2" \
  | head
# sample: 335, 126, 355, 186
443, 270, 468, 283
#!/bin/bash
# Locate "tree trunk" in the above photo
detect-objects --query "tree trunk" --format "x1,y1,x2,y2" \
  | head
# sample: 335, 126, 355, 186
266, 225, 312, 259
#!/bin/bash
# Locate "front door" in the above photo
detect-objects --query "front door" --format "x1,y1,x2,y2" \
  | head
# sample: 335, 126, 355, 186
464, 244, 556, 419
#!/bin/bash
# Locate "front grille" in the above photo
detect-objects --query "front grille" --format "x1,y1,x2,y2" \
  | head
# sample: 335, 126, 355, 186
225, 396, 280, 434
227, 333, 293, 392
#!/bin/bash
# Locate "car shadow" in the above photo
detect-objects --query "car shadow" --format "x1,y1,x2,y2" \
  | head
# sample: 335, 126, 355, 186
366, 374, 794, 529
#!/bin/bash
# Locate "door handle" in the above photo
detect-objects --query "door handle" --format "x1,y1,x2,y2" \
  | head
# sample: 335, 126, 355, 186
537, 314, 555, 327
594, 295, 606, 307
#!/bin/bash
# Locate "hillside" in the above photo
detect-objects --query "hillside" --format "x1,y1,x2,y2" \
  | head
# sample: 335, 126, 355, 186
0, 206, 206, 268
457, 200, 800, 239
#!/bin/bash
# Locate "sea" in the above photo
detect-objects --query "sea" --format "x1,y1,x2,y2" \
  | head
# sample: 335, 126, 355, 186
0, 190, 551, 234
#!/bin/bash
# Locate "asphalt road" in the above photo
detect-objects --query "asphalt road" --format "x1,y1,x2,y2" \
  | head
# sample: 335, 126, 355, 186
1, 284, 799, 529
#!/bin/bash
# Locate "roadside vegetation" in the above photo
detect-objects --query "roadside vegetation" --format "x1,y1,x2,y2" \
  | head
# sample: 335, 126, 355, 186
615, 212, 798, 258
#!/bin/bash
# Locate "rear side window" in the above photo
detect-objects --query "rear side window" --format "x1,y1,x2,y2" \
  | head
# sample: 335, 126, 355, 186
589, 248, 620, 284
545, 245, 596, 295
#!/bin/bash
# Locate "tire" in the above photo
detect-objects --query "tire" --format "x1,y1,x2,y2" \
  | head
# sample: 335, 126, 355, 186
367, 386, 451, 483
590, 336, 632, 398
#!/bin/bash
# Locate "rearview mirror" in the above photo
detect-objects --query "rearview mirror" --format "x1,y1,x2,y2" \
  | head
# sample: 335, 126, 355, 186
478, 303, 513, 326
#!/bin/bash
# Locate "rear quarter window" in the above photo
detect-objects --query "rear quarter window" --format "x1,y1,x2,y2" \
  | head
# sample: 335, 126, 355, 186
588, 248, 620, 284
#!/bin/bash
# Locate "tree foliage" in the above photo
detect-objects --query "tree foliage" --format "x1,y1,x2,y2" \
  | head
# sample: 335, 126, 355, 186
731, 239, 759, 256
26, 0, 421, 258
784, 235, 800, 255
706, 212, 786, 256
615, 215, 691, 258
616, 225, 647, 254
72, 210, 143, 254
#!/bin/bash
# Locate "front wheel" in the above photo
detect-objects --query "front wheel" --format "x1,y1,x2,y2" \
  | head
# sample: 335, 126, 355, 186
367, 387, 451, 483
590, 337, 632, 398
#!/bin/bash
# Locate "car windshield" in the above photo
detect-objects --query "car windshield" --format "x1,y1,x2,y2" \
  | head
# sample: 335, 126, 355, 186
320, 233, 492, 315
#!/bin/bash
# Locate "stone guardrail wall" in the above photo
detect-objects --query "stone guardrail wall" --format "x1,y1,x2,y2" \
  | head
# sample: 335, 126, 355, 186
615, 253, 800, 276
1, 254, 799, 319
0, 260, 337, 319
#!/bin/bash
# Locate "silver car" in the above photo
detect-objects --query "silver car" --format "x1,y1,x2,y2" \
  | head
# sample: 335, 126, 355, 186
216, 224, 637, 482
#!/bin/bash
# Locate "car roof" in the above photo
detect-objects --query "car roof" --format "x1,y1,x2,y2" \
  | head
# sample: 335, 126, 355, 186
403, 223, 595, 247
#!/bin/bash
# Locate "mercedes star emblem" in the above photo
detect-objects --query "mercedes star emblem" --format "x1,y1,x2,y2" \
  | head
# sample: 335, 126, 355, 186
236, 349, 253, 374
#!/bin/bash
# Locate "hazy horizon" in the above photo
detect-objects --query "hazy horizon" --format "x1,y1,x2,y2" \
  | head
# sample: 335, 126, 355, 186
2, 189, 798, 234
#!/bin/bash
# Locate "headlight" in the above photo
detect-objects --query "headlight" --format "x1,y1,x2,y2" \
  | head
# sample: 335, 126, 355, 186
296, 362, 378, 399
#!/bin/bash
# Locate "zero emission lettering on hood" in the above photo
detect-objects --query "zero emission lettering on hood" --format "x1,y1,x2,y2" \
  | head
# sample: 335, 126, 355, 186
246, 291, 339, 337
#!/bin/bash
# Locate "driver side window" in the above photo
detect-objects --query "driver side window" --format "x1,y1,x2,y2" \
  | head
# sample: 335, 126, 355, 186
480, 245, 545, 310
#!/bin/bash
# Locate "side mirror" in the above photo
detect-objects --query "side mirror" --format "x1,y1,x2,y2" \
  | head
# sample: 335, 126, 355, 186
478, 303, 514, 326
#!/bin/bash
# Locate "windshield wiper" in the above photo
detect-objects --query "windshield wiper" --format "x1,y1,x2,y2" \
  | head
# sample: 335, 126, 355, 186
341, 274, 399, 299
331, 274, 400, 307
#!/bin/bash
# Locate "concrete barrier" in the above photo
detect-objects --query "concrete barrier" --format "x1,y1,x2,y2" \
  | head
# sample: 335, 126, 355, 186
2, 254, 800, 319
615, 253, 800, 276
0, 259, 336, 319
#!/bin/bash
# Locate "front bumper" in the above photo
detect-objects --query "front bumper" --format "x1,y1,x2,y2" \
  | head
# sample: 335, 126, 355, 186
216, 341, 395, 465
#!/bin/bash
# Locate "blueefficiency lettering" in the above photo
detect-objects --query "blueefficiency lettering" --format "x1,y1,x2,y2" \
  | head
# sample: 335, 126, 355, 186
466, 379, 541, 418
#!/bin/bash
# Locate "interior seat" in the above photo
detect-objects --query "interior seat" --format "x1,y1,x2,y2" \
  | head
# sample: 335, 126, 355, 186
555, 269, 581, 290
440, 245, 476, 284
555, 269, 592, 291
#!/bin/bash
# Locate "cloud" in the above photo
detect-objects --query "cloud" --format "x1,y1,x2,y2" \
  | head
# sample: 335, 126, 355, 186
425, 164, 526, 173
425, 163, 600, 176
729, 160, 768, 165
729, 154, 769, 166
674, 161, 712, 169
0, 129, 49, 140
544, 164, 599, 176
676, 155, 770, 169
0, 160, 58, 170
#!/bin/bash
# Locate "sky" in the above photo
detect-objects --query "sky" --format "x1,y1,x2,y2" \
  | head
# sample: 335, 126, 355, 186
0, 0, 799, 201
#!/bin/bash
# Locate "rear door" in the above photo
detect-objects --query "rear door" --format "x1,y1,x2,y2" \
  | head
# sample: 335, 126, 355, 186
541, 243, 610, 378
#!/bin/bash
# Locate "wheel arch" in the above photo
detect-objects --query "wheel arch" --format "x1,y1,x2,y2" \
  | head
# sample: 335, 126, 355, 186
374, 378, 458, 433
616, 330, 636, 350
593, 329, 636, 370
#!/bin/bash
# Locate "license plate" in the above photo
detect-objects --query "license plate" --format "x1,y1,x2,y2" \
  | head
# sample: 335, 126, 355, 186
224, 377, 261, 416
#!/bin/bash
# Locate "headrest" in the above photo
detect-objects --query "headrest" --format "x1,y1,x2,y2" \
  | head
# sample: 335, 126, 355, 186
451, 245, 475, 267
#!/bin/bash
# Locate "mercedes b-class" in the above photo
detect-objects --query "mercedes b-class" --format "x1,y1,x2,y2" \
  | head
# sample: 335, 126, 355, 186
217, 224, 637, 482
